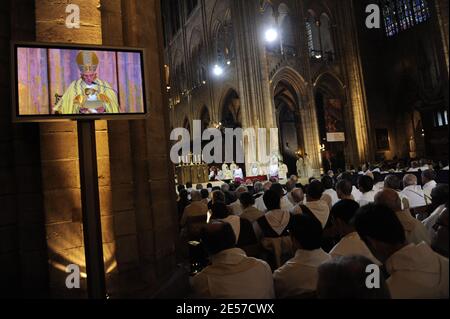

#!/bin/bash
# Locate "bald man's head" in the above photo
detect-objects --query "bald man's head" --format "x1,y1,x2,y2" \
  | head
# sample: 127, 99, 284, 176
375, 189, 402, 212
291, 188, 304, 204
403, 174, 418, 187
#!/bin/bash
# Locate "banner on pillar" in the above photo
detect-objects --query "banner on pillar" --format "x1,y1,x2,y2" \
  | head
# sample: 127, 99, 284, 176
327, 132, 346, 142
325, 99, 345, 142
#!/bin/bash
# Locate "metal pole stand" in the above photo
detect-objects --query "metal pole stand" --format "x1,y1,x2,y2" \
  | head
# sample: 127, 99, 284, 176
77, 120, 106, 299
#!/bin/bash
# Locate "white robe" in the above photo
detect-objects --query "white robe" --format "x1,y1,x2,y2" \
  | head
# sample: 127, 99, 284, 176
323, 189, 339, 207
304, 200, 330, 229
191, 248, 275, 299
274, 249, 331, 299
255, 195, 267, 213
395, 210, 431, 245
422, 180, 437, 204
228, 199, 243, 216
329, 232, 381, 265
358, 190, 377, 207
400, 185, 426, 209
386, 243, 449, 299
352, 186, 363, 202
280, 196, 294, 212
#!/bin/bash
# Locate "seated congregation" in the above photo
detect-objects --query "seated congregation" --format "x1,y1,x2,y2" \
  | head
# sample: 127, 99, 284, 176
176, 169, 449, 299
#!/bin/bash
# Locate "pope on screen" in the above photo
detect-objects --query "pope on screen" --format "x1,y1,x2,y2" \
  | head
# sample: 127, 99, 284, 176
53, 51, 120, 115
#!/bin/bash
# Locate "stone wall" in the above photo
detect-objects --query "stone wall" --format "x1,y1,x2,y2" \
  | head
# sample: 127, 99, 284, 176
0, 0, 183, 298
0, 0, 49, 298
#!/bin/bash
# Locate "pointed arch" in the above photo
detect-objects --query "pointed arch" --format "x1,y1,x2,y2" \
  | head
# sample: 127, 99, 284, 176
271, 66, 309, 109
314, 72, 348, 171
314, 72, 346, 102
219, 88, 242, 128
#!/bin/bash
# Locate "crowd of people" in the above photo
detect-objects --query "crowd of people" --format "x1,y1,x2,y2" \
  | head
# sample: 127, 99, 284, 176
176, 166, 449, 299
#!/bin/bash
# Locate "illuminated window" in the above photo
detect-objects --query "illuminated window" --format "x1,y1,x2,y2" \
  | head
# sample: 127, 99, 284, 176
382, 1, 399, 36
433, 110, 448, 128
382, 0, 431, 37
397, 0, 415, 31
305, 22, 314, 56
412, 0, 431, 23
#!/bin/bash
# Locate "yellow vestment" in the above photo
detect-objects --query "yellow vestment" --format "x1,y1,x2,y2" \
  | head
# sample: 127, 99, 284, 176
53, 78, 120, 115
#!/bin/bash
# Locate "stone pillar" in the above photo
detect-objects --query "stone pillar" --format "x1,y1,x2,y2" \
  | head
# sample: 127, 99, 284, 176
435, 0, 449, 73
119, 0, 182, 297
0, 0, 49, 298
232, 0, 280, 175
295, 0, 323, 178
336, 0, 373, 166
433, 0, 449, 109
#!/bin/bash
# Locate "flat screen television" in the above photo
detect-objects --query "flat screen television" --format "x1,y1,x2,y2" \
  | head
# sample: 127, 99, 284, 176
11, 42, 149, 122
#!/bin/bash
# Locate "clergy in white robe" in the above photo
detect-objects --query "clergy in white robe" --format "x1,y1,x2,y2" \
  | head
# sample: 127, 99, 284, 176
298, 181, 330, 228
255, 195, 267, 213
386, 243, 449, 299
400, 174, 427, 208
329, 200, 380, 265
375, 189, 430, 245
191, 222, 274, 299
274, 214, 331, 298
352, 186, 362, 202
422, 169, 437, 205
354, 203, 449, 299
357, 175, 377, 207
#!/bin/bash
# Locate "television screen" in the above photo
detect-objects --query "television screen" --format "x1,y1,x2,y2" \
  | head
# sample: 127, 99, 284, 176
12, 42, 148, 121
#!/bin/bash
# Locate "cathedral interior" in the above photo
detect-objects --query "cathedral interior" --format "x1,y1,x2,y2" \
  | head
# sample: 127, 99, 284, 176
0, 0, 448, 301
162, 0, 448, 177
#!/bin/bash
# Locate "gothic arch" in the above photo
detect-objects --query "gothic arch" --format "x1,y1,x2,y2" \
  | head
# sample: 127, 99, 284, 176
305, 0, 334, 22
219, 88, 242, 128
188, 27, 203, 54
314, 72, 348, 171
271, 67, 309, 108
314, 72, 346, 102
209, 0, 231, 41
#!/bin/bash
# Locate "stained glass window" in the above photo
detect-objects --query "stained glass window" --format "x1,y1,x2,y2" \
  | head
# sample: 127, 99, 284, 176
382, 0, 431, 37
397, 0, 415, 30
382, 1, 399, 37
412, 0, 431, 24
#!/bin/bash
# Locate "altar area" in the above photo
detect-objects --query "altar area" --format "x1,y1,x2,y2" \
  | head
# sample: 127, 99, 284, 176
176, 163, 210, 185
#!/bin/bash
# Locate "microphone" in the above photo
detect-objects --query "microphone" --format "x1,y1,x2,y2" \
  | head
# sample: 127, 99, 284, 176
92, 81, 119, 95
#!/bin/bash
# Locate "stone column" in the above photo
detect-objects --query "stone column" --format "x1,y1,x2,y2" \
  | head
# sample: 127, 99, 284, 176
335, 0, 373, 165
119, 0, 182, 297
232, 0, 279, 175
0, 0, 49, 298
435, 0, 449, 73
